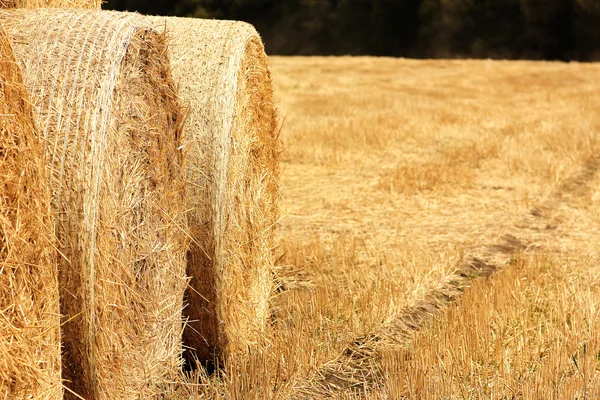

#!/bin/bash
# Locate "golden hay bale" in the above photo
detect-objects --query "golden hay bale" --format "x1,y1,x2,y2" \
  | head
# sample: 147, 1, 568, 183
148, 17, 279, 364
0, 0, 100, 8
0, 26, 62, 400
0, 9, 188, 399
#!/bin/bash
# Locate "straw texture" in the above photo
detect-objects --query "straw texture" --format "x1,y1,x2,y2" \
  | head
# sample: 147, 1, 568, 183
0, 26, 62, 400
0, 9, 188, 399
0, 0, 100, 8
149, 17, 279, 364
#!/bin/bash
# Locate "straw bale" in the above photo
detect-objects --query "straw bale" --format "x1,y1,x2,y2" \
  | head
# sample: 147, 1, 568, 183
149, 17, 279, 364
0, 0, 100, 8
0, 9, 188, 399
0, 26, 62, 400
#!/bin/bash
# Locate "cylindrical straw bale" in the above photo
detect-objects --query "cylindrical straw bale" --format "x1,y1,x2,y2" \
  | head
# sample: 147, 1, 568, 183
0, 9, 188, 399
0, 0, 100, 8
0, 26, 62, 400
149, 17, 279, 364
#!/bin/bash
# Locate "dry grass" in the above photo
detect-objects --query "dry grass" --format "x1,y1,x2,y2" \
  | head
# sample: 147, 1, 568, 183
0, 0, 100, 8
166, 56, 600, 398
0, 26, 61, 400
271, 57, 600, 399
378, 142, 499, 194
1, 9, 187, 399
170, 56, 600, 398
376, 253, 600, 399
148, 17, 279, 366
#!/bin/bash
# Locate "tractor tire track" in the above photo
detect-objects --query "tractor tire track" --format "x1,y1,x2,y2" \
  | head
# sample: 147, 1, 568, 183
291, 153, 600, 399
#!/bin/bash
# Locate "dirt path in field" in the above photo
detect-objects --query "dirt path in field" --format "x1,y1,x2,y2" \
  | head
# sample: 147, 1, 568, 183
290, 151, 600, 399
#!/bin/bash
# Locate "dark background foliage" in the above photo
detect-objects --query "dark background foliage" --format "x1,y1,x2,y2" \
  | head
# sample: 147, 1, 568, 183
105, 0, 600, 60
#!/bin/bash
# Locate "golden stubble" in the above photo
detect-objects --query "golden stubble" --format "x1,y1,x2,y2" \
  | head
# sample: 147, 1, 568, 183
379, 253, 600, 399
182, 57, 600, 398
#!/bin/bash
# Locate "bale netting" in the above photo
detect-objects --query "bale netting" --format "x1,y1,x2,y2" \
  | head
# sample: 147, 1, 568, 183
0, 0, 100, 8
0, 9, 189, 399
0, 26, 62, 400
148, 17, 279, 365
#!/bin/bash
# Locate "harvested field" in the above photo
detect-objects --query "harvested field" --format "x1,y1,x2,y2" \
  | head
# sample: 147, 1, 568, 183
178, 57, 600, 398
0, 9, 187, 399
378, 253, 600, 399
148, 17, 279, 366
0, 27, 61, 400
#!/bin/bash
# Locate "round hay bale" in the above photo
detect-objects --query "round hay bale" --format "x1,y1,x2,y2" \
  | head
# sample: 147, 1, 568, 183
0, 0, 100, 8
0, 26, 62, 400
148, 17, 279, 365
0, 9, 188, 399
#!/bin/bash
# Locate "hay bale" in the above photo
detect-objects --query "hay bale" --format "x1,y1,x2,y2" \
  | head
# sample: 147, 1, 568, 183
0, 26, 62, 400
0, 9, 188, 399
148, 17, 279, 364
0, 0, 100, 8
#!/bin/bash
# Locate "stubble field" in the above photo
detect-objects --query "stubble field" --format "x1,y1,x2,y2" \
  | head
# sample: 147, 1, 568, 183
186, 57, 600, 399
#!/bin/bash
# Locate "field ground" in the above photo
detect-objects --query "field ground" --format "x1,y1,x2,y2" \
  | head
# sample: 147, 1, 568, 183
183, 57, 600, 399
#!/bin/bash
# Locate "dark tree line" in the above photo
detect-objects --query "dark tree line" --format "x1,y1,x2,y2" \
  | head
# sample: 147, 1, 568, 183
105, 0, 600, 60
